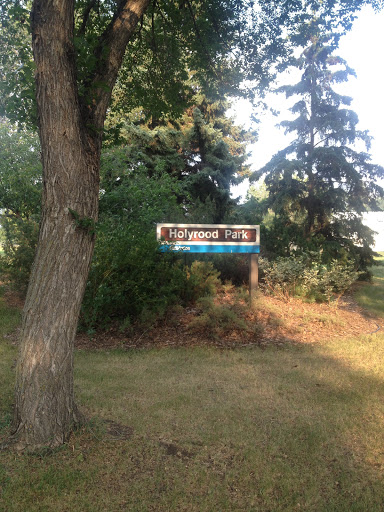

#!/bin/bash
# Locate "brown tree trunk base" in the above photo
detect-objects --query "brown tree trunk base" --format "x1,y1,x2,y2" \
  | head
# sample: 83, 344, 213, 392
6, 403, 86, 452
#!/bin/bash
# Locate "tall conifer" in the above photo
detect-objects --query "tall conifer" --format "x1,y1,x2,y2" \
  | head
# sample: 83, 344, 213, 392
253, 22, 384, 267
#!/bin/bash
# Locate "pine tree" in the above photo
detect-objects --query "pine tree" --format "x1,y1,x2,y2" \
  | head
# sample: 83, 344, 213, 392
253, 24, 384, 268
102, 94, 255, 223
182, 97, 255, 222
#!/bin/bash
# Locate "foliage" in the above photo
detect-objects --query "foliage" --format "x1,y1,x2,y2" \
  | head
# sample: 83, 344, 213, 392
320, 260, 360, 303
105, 94, 255, 222
0, 1, 378, 297
183, 261, 221, 303
209, 254, 250, 286
0, 215, 39, 292
81, 226, 186, 331
109, 0, 384, 121
0, 120, 41, 291
81, 166, 182, 329
0, 112, 240, 325
1, 0, 376, 129
81, 165, 224, 330
181, 103, 252, 222
261, 253, 360, 302
81, 240, 223, 331
0, 1, 36, 127
0, 0, 380, 320
0, 120, 41, 215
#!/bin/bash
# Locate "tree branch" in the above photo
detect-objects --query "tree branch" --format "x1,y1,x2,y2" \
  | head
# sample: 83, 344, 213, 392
85, 0, 152, 130
77, 0, 98, 36
314, 135, 331, 147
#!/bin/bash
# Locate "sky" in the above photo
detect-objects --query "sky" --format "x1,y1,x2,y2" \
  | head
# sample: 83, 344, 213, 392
231, 5, 384, 200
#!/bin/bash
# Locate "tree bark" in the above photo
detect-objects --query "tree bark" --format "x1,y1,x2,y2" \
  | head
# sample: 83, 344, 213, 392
11, 0, 151, 451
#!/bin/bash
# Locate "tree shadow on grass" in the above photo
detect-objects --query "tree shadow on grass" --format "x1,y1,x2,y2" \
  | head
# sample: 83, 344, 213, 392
64, 339, 384, 511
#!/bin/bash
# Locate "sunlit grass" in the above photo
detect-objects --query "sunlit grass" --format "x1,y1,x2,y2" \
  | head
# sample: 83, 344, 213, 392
355, 253, 384, 317
1, 341, 383, 511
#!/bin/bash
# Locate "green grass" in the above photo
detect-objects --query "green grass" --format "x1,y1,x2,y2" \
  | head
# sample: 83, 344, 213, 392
355, 252, 384, 317
1, 279, 384, 511
0, 289, 20, 418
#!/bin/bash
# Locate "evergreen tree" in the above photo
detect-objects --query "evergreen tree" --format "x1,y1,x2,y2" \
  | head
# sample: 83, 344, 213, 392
252, 24, 384, 268
102, 94, 256, 222
179, 97, 255, 222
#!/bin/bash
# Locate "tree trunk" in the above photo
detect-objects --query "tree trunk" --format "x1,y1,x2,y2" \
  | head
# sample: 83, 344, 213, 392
12, 151, 99, 449
9, 0, 151, 451
11, 0, 100, 450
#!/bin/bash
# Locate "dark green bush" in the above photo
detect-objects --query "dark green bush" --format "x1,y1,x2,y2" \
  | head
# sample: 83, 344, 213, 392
183, 261, 221, 302
257, 217, 375, 277
80, 224, 223, 331
0, 215, 39, 293
80, 223, 188, 330
80, 166, 225, 331
209, 254, 249, 286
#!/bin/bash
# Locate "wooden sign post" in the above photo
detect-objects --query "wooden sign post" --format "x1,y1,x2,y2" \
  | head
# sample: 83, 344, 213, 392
249, 253, 259, 299
157, 223, 260, 297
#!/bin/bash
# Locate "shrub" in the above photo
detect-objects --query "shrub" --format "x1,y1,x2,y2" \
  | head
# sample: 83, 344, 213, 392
79, 166, 190, 331
80, 223, 187, 331
187, 296, 249, 339
261, 254, 359, 303
209, 254, 249, 286
80, 230, 225, 332
318, 260, 359, 304
262, 255, 308, 300
183, 261, 221, 303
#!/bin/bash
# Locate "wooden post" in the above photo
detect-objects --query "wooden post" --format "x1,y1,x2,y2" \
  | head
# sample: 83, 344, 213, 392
249, 253, 259, 300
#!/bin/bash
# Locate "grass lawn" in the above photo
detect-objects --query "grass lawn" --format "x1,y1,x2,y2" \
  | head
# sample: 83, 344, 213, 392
1, 269, 384, 511
354, 253, 384, 317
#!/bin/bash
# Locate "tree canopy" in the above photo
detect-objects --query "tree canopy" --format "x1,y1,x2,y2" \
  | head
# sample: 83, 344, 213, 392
1, 0, 381, 127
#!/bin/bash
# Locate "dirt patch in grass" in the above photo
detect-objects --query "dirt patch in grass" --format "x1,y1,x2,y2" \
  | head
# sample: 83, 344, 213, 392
101, 419, 134, 440
75, 291, 381, 351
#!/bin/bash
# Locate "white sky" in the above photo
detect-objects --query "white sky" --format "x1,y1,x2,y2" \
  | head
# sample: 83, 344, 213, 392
231, 5, 384, 199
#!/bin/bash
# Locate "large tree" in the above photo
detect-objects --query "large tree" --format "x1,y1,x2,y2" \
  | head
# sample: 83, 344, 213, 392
0, 0, 378, 450
252, 22, 384, 266
10, 0, 156, 451
1, 0, 261, 452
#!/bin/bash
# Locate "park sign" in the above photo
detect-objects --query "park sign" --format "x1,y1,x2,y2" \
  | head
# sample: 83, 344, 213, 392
157, 223, 260, 254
